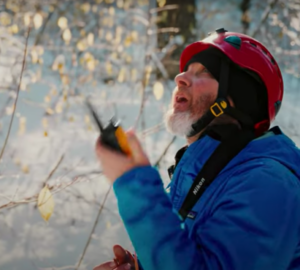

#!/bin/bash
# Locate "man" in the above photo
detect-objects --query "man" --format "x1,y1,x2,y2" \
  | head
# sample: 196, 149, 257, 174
94, 29, 300, 270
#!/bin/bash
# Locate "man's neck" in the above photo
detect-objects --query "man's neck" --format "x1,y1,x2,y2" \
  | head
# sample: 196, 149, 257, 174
186, 130, 205, 145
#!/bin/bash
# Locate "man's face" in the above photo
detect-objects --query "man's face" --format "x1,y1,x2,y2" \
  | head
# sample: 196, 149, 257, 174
164, 62, 219, 137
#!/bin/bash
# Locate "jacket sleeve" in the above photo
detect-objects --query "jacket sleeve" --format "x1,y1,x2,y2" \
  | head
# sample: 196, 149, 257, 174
113, 164, 300, 270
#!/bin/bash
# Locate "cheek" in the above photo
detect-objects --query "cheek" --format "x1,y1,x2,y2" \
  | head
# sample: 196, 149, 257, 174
193, 79, 218, 99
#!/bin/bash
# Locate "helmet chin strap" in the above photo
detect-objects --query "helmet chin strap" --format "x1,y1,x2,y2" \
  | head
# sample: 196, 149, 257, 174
187, 57, 254, 138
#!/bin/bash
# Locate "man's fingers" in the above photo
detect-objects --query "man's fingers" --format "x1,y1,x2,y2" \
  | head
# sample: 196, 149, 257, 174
126, 131, 148, 164
93, 261, 117, 270
114, 263, 134, 270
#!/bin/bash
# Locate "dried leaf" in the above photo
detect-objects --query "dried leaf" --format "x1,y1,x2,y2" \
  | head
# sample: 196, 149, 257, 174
18, 117, 26, 135
117, 0, 124, 8
55, 103, 63, 113
44, 130, 48, 137
33, 13, 43, 29
31, 49, 39, 64
52, 55, 65, 71
81, 3, 91, 13
0, 12, 11, 26
87, 33, 94, 46
44, 95, 51, 103
58, 16, 68, 29
24, 13, 31, 26
9, 24, 19, 34
63, 28, 72, 43
22, 165, 29, 174
153, 81, 164, 100
77, 39, 88, 51
108, 7, 115, 16
38, 185, 54, 221
106, 61, 113, 75
117, 67, 126, 82
69, 116, 74, 122
45, 108, 54, 115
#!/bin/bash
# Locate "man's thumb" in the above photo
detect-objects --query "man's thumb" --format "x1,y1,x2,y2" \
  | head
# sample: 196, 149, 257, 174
113, 245, 134, 265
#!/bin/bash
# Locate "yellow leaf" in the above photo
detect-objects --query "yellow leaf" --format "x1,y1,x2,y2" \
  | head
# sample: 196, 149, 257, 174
24, 13, 31, 26
22, 164, 29, 174
87, 33, 94, 46
33, 13, 43, 29
38, 185, 54, 222
117, 0, 124, 8
58, 16, 68, 29
55, 103, 63, 113
85, 115, 90, 124
87, 60, 96, 71
81, 3, 91, 13
117, 67, 126, 82
44, 95, 51, 103
106, 221, 111, 229
63, 28, 72, 43
0, 12, 11, 26
31, 49, 39, 64
157, 0, 166, 7
45, 108, 54, 115
124, 35, 132, 47
105, 61, 113, 75
105, 0, 114, 3
44, 130, 48, 137
9, 24, 19, 34
144, 66, 152, 86
69, 116, 74, 122
77, 40, 88, 51
61, 74, 70, 85
105, 31, 113, 41
18, 117, 26, 135
108, 7, 115, 16
153, 81, 164, 100
42, 118, 48, 128
92, 5, 98, 13
14, 158, 21, 166
131, 31, 138, 42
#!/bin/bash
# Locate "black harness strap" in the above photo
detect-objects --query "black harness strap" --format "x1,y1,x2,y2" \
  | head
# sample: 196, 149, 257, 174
179, 128, 256, 220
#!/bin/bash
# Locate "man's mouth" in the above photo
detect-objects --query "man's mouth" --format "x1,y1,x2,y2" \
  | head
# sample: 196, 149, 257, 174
175, 96, 188, 104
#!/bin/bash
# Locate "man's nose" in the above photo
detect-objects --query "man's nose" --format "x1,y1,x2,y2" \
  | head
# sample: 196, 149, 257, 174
175, 73, 191, 88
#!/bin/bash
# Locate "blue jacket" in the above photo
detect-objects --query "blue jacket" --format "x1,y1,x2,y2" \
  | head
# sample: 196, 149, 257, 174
113, 126, 300, 270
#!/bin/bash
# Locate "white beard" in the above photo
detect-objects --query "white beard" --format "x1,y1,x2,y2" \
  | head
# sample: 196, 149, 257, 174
164, 109, 196, 137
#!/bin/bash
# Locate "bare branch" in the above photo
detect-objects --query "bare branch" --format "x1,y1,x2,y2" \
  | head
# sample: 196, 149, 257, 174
251, 0, 280, 37
154, 136, 177, 167
75, 185, 112, 270
0, 24, 31, 161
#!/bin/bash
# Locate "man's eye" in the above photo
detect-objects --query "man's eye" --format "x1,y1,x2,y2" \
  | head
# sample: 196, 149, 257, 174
196, 68, 209, 75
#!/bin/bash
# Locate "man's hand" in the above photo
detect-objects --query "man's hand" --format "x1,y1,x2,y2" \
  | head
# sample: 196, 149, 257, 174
93, 245, 136, 270
95, 129, 150, 183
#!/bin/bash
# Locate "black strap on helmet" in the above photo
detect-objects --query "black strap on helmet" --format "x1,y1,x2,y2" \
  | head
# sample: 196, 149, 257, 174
187, 57, 254, 137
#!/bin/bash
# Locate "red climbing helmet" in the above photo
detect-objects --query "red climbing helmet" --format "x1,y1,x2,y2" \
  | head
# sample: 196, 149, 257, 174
180, 28, 284, 134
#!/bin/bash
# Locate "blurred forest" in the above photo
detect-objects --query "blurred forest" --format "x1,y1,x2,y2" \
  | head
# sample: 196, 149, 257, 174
0, 0, 299, 269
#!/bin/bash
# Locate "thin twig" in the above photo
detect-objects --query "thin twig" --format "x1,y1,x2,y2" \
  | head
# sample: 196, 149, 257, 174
154, 136, 177, 167
251, 0, 279, 38
0, 25, 31, 162
75, 185, 112, 270
42, 154, 65, 186
133, 8, 152, 130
